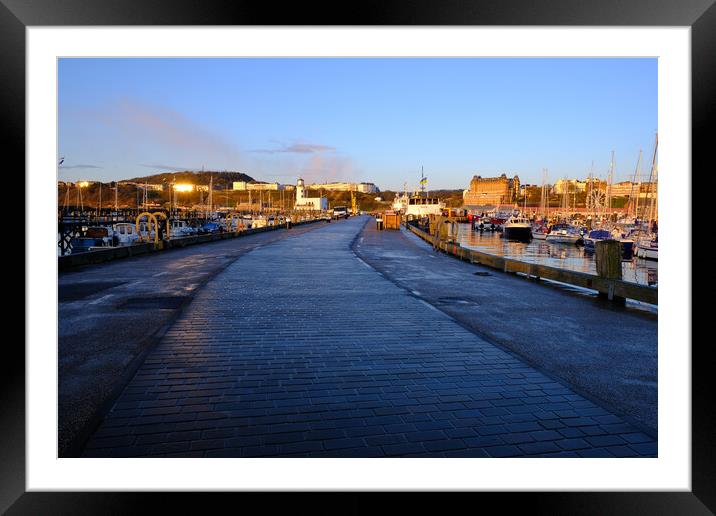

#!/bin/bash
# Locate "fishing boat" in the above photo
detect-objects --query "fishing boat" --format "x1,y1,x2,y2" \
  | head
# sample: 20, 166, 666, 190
470, 215, 495, 231
546, 223, 582, 245
112, 222, 140, 246
69, 226, 113, 253
503, 215, 532, 241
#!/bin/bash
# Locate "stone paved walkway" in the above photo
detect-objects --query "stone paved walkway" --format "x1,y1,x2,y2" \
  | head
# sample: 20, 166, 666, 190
354, 222, 658, 434
58, 221, 322, 457
83, 216, 656, 457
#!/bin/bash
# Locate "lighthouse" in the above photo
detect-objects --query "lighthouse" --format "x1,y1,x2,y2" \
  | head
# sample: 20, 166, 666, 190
294, 177, 328, 211
296, 178, 306, 203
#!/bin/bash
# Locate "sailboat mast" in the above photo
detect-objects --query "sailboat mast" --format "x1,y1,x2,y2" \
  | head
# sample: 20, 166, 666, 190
606, 151, 614, 219
208, 175, 213, 219
645, 133, 658, 229
629, 150, 642, 220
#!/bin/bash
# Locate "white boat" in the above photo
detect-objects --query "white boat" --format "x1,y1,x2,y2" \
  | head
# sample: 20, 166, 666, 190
393, 192, 445, 218
251, 216, 268, 228
112, 222, 140, 246
634, 236, 658, 260
546, 223, 582, 244
170, 219, 197, 238
393, 170, 446, 218
531, 224, 549, 240
503, 215, 532, 241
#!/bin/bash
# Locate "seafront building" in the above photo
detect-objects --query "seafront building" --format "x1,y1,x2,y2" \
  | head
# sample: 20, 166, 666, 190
552, 178, 588, 194
232, 181, 283, 191
306, 182, 379, 193
463, 173, 520, 206
118, 181, 163, 191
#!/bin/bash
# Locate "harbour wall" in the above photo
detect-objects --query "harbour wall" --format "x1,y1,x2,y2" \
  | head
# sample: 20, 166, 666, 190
58, 219, 320, 271
406, 222, 657, 306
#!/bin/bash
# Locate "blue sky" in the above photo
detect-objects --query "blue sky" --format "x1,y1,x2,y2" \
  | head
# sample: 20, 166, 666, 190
58, 58, 657, 191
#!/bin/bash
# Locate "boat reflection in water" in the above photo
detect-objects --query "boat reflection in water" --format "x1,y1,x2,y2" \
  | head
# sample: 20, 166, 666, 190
457, 224, 656, 287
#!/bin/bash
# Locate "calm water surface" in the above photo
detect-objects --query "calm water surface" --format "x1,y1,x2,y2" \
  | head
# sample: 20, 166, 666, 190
456, 224, 657, 287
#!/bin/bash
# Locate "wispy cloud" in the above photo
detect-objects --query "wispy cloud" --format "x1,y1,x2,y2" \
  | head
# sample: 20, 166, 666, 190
59, 164, 103, 169
300, 154, 357, 184
252, 142, 336, 154
77, 97, 242, 169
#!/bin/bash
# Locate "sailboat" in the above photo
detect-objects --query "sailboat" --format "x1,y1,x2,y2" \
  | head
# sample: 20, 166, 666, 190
546, 176, 582, 245
532, 168, 549, 240
634, 134, 658, 260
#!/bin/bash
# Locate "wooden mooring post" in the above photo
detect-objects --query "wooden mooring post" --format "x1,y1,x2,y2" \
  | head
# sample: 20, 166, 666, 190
595, 239, 624, 303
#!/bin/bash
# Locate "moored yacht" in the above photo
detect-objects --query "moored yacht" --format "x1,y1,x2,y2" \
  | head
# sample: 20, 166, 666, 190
545, 223, 582, 245
503, 215, 532, 241
634, 236, 658, 260
531, 224, 549, 240
582, 229, 611, 252
583, 228, 635, 257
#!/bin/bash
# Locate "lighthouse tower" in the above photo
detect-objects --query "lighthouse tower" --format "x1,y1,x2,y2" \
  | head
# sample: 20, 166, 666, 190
296, 178, 305, 203
294, 177, 327, 211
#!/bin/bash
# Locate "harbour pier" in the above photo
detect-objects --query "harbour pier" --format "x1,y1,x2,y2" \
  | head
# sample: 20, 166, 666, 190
72, 216, 656, 458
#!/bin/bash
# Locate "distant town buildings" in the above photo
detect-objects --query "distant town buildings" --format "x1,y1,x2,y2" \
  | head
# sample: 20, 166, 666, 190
294, 178, 328, 211
463, 173, 520, 206
306, 182, 379, 193
552, 179, 585, 195
519, 184, 536, 195
608, 181, 656, 198
608, 181, 638, 197
232, 181, 283, 191
119, 181, 163, 191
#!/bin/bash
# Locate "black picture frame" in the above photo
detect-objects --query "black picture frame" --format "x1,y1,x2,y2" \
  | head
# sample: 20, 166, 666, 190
4, 0, 709, 513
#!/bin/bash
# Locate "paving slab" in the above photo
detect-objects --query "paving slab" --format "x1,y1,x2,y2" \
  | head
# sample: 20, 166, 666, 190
83, 216, 656, 457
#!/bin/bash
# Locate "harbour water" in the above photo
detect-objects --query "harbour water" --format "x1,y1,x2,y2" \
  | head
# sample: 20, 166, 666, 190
456, 223, 657, 288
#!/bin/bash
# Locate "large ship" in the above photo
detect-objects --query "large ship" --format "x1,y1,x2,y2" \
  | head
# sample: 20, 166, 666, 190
392, 192, 445, 217
392, 170, 446, 217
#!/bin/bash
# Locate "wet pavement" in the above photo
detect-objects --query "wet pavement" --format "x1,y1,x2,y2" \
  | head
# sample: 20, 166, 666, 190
81, 216, 656, 457
354, 222, 657, 434
58, 221, 323, 456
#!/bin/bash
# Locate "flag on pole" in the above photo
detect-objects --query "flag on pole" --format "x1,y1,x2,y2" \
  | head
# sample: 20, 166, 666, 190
420, 176, 428, 185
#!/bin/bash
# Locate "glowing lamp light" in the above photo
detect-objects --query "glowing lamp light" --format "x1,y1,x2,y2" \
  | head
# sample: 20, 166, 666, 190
173, 184, 194, 192
77, 181, 90, 188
